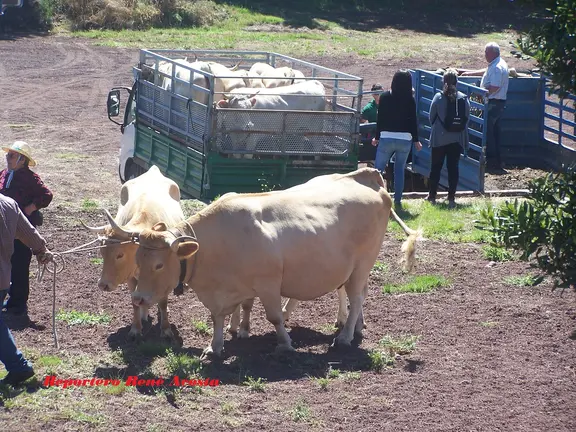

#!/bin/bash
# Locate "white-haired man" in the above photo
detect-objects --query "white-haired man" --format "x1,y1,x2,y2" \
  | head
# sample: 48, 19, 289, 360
461, 42, 509, 170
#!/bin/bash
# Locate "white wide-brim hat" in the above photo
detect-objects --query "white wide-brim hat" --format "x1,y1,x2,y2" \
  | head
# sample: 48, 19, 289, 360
2, 141, 37, 167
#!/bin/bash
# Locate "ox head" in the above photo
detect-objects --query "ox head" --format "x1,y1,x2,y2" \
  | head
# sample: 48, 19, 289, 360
133, 223, 199, 307
81, 209, 140, 292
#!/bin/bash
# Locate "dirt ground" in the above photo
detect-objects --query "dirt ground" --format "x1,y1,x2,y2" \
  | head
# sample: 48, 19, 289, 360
0, 35, 575, 431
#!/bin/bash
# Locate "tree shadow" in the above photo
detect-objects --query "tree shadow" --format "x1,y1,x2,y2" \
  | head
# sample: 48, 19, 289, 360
214, 0, 541, 37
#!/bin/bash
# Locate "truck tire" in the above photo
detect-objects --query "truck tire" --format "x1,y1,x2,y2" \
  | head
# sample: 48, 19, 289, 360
124, 160, 143, 182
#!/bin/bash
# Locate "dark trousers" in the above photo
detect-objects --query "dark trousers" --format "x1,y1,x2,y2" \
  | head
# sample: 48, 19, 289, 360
486, 100, 506, 166
6, 240, 33, 309
429, 142, 461, 201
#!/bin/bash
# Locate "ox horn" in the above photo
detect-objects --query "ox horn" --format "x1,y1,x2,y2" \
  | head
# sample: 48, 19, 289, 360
79, 220, 109, 234
230, 61, 242, 71
103, 209, 139, 239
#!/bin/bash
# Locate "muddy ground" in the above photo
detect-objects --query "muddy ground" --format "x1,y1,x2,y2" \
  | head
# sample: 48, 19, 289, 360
0, 35, 574, 431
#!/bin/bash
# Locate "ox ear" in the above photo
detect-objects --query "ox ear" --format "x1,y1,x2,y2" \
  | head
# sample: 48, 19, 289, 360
250, 97, 257, 107
176, 241, 199, 260
152, 222, 167, 232
217, 99, 228, 108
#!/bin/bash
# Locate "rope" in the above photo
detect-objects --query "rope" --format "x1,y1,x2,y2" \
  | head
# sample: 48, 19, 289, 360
36, 237, 139, 348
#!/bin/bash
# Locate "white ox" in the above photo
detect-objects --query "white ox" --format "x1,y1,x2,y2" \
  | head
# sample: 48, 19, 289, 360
82, 165, 185, 339
132, 167, 419, 357
159, 59, 247, 104
216, 80, 327, 154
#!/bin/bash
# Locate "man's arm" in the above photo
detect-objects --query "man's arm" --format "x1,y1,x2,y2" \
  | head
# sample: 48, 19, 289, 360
459, 68, 487, 77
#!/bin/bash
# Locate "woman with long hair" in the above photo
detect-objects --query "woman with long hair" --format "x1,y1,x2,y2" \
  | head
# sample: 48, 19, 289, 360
371, 70, 422, 209
427, 68, 470, 208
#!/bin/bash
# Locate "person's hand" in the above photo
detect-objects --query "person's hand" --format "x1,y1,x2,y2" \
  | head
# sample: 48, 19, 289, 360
37, 250, 54, 266
24, 203, 36, 216
414, 141, 423, 151
371, 137, 378, 147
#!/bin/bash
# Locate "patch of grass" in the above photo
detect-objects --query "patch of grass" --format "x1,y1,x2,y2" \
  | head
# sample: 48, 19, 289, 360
382, 275, 449, 294
55, 152, 90, 161
342, 371, 361, 381
327, 367, 341, 379
480, 321, 499, 328
81, 198, 99, 210
291, 399, 311, 422
371, 261, 388, 275
314, 377, 329, 391
368, 349, 395, 372
503, 274, 544, 287
36, 354, 63, 368
180, 199, 207, 217
191, 320, 212, 335
165, 349, 202, 378
483, 245, 515, 262
388, 199, 492, 243
379, 335, 419, 355
101, 379, 128, 396
7, 123, 34, 129
319, 323, 337, 334
89, 257, 104, 265
56, 309, 111, 326
221, 401, 237, 415
243, 376, 266, 392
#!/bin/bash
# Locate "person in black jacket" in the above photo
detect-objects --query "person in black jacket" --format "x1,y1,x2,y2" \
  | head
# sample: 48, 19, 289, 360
371, 70, 422, 208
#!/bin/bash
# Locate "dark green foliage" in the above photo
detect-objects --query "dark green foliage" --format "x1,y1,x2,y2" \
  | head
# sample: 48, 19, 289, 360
1, 0, 55, 30
516, 0, 576, 98
477, 167, 576, 288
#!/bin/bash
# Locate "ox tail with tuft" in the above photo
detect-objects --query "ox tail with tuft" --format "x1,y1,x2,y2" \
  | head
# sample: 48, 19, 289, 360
390, 208, 422, 273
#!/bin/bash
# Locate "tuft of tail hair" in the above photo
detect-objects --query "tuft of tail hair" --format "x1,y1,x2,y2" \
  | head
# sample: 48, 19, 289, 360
390, 207, 423, 273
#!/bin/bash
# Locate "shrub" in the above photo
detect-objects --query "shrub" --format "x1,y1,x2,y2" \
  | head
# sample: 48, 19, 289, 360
478, 168, 576, 289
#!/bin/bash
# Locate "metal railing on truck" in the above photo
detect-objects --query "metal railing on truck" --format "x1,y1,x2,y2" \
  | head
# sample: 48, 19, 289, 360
134, 49, 364, 159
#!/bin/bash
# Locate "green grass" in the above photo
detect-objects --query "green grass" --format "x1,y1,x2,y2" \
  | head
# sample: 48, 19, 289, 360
56, 309, 111, 325
368, 349, 395, 372
291, 399, 311, 422
382, 275, 449, 294
81, 198, 99, 210
379, 335, 419, 355
89, 257, 104, 265
480, 321, 499, 328
165, 349, 202, 378
389, 199, 492, 243
243, 376, 266, 392
503, 274, 544, 286
191, 320, 212, 335
371, 261, 388, 275
482, 245, 515, 262
314, 377, 330, 391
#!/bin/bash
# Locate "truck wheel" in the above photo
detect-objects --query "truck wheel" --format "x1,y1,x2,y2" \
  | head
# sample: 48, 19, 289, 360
125, 160, 143, 182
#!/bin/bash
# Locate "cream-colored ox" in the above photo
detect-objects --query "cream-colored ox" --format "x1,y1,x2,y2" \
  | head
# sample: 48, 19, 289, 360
132, 168, 419, 357
82, 165, 185, 340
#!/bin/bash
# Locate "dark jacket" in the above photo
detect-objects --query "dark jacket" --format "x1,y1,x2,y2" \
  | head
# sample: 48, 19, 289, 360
376, 90, 419, 142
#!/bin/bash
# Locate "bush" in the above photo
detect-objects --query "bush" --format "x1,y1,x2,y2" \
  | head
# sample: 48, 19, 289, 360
1, 0, 55, 30
478, 167, 576, 289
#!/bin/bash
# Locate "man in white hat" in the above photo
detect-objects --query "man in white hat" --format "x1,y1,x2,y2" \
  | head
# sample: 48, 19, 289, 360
1, 141, 53, 315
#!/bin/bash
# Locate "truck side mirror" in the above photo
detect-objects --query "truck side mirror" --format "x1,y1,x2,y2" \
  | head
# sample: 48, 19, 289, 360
107, 90, 121, 118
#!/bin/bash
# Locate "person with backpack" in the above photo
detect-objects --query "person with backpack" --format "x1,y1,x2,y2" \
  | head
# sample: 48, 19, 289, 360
426, 68, 470, 209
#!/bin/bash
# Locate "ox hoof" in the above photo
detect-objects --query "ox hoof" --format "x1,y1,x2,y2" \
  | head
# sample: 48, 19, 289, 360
274, 344, 296, 355
238, 329, 250, 339
335, 320, 346, 330
200, 346, 222, 361
127, 330, 143, 343
331, 337, 352, 350
160, 329, 175, 341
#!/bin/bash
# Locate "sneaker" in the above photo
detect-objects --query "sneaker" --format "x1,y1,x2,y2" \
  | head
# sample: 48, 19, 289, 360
425, 195, 436, 205
393, 202, 402, 212
448, 199, 456, 209
0, 369, 35, 387
3, 305, 28, 316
